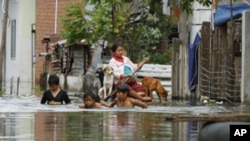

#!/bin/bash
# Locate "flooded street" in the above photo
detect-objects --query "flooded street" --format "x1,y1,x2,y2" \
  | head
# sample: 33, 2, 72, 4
0, 95, 249, 141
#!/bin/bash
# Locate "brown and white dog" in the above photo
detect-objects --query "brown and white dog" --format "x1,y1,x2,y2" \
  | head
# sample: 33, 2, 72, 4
141, 77, 169, 102
98, 65, 114, 99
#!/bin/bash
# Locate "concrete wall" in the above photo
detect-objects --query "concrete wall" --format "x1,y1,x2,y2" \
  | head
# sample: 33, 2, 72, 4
190, 1, 211, 43
0, 0, 35, 95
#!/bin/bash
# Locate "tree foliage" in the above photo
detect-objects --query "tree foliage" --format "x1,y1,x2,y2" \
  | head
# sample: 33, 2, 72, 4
60, 4, 95, 45
60, 0, 213, 63
61, 0, 135, 45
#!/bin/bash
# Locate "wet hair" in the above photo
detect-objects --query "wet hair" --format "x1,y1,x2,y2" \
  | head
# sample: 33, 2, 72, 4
83, 89, 100, 102
117, 84, 129, 94
48, 74, 59, 86
111, 42, 122, 53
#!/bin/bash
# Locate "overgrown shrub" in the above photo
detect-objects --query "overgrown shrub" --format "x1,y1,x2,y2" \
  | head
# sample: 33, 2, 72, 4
130, 45, 172, 65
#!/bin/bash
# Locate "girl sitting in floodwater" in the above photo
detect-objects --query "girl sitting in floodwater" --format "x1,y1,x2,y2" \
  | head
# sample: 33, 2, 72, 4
79, 90, 110, 108
110, 84, 148, 109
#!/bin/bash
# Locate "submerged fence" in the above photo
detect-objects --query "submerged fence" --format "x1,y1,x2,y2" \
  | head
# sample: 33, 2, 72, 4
171, 21, 242, 103
198, 21, 241, 102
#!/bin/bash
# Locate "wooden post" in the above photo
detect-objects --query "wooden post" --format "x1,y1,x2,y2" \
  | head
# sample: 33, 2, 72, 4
10, 77, 13, 95
17, 77, 20, 96
172, 38, 181, 99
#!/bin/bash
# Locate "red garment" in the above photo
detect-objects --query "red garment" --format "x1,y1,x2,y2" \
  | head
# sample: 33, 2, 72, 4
115, 78, 145, 93
113, 55, 124, 63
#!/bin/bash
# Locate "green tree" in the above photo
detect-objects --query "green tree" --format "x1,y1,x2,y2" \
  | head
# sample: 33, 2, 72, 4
60, 4, 92, 45
60, 0, 213, 63
61, 1, 173, 59
61, 0, 133, 45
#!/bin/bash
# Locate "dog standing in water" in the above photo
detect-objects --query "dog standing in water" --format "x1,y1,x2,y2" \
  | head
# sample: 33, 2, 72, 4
141, 76, 169, 102
98, 65, 114, 99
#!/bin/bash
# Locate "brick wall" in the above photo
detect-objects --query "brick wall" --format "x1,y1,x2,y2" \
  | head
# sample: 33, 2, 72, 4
35, 0, 79, 86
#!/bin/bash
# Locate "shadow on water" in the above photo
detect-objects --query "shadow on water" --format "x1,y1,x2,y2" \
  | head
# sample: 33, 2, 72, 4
0, 95, 249, 141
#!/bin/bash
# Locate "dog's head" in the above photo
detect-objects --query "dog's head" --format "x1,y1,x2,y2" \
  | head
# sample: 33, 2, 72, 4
102, 65, 113, 75
159, 89, 169, 101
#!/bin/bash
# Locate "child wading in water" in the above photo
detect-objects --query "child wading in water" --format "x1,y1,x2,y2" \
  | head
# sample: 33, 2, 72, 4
41, 74, 71, 105
79, 90, 110, 108
110, 84, 148, 109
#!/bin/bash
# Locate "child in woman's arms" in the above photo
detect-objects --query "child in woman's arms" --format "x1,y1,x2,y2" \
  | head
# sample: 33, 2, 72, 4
79, 89, 110, 108
110, 84, 148, 109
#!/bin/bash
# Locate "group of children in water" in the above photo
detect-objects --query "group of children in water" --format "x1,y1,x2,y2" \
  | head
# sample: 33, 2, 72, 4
41, 74, 148, 109
41, 42, 151, 109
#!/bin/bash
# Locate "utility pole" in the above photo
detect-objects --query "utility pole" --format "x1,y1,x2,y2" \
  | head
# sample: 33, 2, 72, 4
0, 0, 9, 91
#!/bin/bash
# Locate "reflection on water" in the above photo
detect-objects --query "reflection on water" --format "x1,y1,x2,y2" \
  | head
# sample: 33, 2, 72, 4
0, 111, 200, 141
0, 112, 35, 141
0, 95, 249, 141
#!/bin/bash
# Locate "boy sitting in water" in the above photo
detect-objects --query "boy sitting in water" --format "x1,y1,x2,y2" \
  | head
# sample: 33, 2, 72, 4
79, 90, 110, 108
110, 84, 148, 109
41, 74, 71, 105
